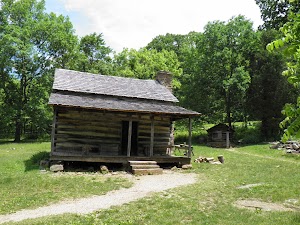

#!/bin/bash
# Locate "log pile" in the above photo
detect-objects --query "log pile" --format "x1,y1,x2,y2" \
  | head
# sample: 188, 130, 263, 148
270, 141, 300, 154
194, 155, 224, 164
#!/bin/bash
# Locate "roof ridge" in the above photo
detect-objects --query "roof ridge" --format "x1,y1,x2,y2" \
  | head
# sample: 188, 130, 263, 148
55, 68, 157, 83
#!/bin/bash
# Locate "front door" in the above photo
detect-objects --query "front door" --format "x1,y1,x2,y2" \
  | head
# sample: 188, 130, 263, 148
121, 121, 138, 156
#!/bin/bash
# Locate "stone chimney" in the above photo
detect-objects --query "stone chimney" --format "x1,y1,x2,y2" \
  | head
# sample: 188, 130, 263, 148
155, 71, 173, 92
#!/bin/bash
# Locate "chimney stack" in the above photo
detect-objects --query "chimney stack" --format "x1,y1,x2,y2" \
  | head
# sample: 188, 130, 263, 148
155, 71, 173, 92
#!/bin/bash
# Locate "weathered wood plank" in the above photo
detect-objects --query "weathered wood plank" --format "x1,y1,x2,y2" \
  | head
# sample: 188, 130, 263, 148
56, 124, 121, 132
127, 120, 132, 157
188, 117, 192, 158
51, 108, 58, 152
56, 130, 120, 138
55, 136, 120, 145
50, 154, 191, 164
150, 116, 154, 157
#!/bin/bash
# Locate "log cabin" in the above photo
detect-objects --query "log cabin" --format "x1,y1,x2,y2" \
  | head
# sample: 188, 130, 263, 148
207, 123, 233, 148
48, 69, 200, 167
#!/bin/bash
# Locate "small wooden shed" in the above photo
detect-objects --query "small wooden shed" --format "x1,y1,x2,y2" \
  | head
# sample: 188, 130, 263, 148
207, 123, 233, 148
48, 69, 200, 166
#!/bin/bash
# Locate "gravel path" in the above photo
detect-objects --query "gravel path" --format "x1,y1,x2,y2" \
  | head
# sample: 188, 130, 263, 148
0, 171, 197, 224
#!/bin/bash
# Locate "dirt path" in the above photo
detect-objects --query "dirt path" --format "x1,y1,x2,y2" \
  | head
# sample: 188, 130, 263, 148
234, 199, 299, 212
227, 148, 300, 164
0, 171, 197, 224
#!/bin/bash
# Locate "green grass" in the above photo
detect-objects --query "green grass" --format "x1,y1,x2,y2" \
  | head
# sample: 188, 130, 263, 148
0, 142, 132, 215
5, 144, 300, 225
174, 121, 262, 144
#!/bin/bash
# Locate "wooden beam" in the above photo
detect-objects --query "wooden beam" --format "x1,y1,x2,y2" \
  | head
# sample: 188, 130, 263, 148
150, 116, 154, 156
127, 120, 132, 157
50, 155, 191, 164
51, 107, 58, 153
188, 117, 192, 158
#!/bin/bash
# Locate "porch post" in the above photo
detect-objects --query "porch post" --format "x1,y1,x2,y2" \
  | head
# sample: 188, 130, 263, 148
188, 117, 192, 158
150, 116, 154, 156
127, 119, 132, 157
51, 107, 58, 153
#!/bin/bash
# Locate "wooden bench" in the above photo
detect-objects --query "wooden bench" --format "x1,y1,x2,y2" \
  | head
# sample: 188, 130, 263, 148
173, 143, 194, 156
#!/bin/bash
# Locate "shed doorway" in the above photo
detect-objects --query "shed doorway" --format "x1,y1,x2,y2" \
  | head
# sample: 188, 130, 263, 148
121, 121, 138, 156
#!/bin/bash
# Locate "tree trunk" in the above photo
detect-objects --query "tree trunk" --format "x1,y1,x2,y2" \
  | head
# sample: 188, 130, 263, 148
226, 92, 232, 129
14, 116, 22, 142
14, 70, 25, 142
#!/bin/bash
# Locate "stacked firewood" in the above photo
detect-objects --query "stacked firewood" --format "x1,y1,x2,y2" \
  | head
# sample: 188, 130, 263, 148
270, 141, 300, 154
194, 155, 224, 164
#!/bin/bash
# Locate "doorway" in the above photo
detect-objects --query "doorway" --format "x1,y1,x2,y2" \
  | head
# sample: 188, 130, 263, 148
121, 121, 138, 156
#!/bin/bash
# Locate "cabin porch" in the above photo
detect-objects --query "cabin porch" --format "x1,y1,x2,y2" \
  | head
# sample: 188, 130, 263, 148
50, 154, 191, 165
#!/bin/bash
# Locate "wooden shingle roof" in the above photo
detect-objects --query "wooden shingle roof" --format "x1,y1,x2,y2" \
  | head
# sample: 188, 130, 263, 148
53, 69, 178, 102
49, 69, 200, 117
49, 92, 199, 116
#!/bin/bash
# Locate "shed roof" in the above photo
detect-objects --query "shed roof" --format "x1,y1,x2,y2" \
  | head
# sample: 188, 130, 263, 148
52, 69, 178, 102
49, 92, 199, 117
207, 123, 234, 132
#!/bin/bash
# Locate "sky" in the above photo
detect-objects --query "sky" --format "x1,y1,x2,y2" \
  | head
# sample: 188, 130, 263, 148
45, 0, 263, 52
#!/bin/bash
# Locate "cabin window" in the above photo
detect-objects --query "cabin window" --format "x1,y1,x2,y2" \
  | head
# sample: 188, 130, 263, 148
212, 131, 222, 140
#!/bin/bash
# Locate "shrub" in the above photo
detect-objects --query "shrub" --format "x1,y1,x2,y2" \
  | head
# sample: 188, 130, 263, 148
233, 122, 262, 144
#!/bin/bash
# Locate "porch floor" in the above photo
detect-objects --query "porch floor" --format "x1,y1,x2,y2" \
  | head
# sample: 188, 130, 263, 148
50, 154, 191, 165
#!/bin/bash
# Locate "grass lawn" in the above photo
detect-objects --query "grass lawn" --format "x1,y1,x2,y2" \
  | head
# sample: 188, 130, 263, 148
1, 143, 300, 225
0, 142, 132, 215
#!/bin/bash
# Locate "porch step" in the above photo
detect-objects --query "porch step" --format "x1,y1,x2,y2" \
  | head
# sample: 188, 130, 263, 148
131, 164, 160, 169
133, 168, 163, 175
129, 161, 158, 165
129, 161, 163, 175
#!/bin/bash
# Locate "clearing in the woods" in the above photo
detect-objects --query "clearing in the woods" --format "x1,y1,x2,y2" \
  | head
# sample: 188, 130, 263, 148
0, 142, 299, 225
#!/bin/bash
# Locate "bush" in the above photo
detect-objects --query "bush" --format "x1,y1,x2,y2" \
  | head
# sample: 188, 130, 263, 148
233, 122, 262, 144
174, 121, 207, 144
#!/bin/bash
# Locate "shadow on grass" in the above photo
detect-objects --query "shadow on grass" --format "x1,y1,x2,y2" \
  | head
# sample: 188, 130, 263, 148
24, 151, 50, 172
283, 153, 300, 161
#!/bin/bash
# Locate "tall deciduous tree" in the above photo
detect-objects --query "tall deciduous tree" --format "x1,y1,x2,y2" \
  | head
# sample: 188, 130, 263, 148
247, 29, 298, 140
188, 16, 256, 127
0, 0, 78, 141
267, 2, 300, 141
76, 32, 113, 74
255, 0, 300, 29
112, 48, 182, 92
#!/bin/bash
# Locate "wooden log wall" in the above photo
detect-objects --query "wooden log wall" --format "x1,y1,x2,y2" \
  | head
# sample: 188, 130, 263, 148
137, 115, 171, 156
52, 107, 172, 157
53, 107, 122, 156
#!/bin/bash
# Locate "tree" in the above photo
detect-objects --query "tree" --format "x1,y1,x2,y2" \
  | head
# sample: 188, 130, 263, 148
255, 0, 300, 29
187, 16, 256, 127
0, 0, 78, 141
247, 29, 298, 140
111, 48, 182, 92
76, 32, 113, 74
146, 32, 203, 104
267, 3, 300, 141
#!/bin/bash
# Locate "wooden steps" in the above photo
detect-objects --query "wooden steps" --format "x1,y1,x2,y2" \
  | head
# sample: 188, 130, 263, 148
129, 161, 163, 175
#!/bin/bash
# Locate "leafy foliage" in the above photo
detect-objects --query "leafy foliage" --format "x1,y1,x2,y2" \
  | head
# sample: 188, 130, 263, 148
266, 1, 300, 142
0, 1, 298, 143
75, 32, 113, 74
255, 0, 300, 29
111, 48, 182, 91
0, 0, 78, 141
186, 16, 255, 126
247, 29, 298, 140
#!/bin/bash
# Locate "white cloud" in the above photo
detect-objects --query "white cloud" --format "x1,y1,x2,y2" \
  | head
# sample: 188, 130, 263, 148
60, 0, 263, 52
